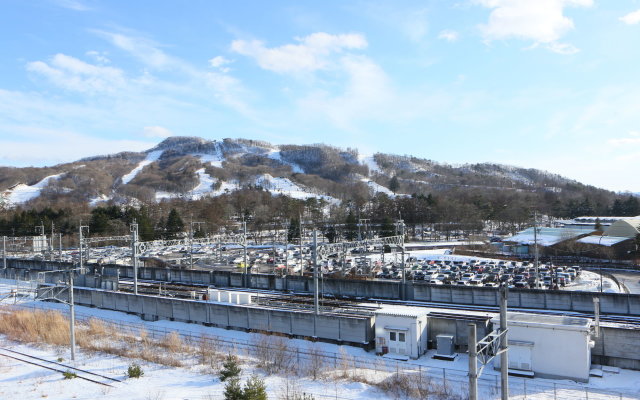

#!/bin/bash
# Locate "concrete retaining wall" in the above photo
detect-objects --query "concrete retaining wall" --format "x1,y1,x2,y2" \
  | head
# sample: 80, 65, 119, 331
67, 287, 374, 345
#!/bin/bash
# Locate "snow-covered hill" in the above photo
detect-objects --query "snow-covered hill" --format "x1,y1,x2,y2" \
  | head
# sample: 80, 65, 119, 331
0, 136, 605, 208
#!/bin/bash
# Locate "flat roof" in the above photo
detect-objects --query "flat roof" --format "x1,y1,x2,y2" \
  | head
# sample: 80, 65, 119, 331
492, 312, 591, 331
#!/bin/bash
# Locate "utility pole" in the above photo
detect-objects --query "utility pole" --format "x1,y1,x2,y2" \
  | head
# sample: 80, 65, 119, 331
69, 267, 76, 361
533, 210, 540, 289
313, 229, 319, 315
499, 285, 509, 400
58, 233, 62, 262
78, 223, 89, 273
299, 214, 303, 277
468, 323, 478, 400
2, 236, 6, 270
243, 218, 248, 287
36, 221, 45, 257
189, 221, 205, 269
50, 222, 55, 261
468, 284, 509, 400
399, 219, 406, 300
130, 220, 139, 295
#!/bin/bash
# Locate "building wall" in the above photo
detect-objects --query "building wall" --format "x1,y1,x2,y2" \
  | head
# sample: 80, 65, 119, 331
494, 323, 591, 382
374, 313, 427, 359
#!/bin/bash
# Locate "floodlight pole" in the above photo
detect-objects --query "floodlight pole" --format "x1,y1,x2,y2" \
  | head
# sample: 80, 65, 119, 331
2, 236, 6, 270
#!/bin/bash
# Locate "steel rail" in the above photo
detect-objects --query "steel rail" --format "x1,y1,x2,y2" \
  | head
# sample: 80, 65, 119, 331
0, 347, 122, 382
0, 349, 116, 386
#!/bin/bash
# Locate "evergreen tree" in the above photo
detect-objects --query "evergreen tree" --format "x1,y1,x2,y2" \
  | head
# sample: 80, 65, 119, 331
219, 354, 242, 382
165, 208, 184, 239
388, 175, 400, 194
344, 211, 358, 241
287, 217, 300, 242
243, 375, 268, 400
223, 377, 244, 400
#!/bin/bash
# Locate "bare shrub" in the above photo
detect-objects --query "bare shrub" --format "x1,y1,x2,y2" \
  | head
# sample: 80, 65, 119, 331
304, 343, 325, 380
197, 334, 220, 367
251, 333, 294, 375
277, 377, 316, 400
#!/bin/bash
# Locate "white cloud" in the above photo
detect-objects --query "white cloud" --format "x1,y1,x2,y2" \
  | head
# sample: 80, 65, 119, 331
608, 132, 640, 146
85, 50, 110, 64
143, 126, 173, 138
209, 56, 231, 68
546, 41, 579, 54
438, 29, 459, 42
620, 9, 640, 25
51, 0, 90, 11
94, 30, 174, 70
475, 0, 592, 53
231, 32, 367, 74
26, 53, 125, 94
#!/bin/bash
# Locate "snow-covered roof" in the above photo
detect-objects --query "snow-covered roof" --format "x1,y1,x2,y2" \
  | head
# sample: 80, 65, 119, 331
492, 312, 591, 331
504, 227, 594, 247
375, 305, 428, 318
576, 236, 632, 247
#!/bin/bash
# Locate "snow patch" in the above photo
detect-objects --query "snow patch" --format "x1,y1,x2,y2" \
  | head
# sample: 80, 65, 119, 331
121, 150, 163, 185
3, 173, 64, 205
89, 194, 111, 206
267, 150, 304, 173
360, 177, 395, 197
256, 174, 338, 203
358, 154, 381, 174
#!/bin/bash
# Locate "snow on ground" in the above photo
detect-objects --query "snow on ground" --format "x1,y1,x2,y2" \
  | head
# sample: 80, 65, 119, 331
358, 155, 381, 174
196, 152, 224, 168
360, 177, 395, 197
256, 174, 338, 204
266, 150, 304, 173
121, 150, 163, 185
1, 288, 639, 399
4, 173, 64, 205
189, 168, 216, 200
566, 270, 622, 293
89, 194, 112, 206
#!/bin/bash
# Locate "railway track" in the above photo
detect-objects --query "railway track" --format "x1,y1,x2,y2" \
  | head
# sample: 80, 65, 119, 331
0, 347, 122, 386
117, 277, 640, 327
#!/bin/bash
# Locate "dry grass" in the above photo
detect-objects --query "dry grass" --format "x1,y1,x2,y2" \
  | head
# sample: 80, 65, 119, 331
0, 309, 69, 346
374, 372, 465, 400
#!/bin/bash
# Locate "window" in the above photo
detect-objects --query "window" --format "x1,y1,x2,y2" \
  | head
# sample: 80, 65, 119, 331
390, 332, 396, 341
399, 333, 405, 342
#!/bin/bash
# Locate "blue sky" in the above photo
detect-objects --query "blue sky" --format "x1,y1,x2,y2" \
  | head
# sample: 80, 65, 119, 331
1, 0, 639, 192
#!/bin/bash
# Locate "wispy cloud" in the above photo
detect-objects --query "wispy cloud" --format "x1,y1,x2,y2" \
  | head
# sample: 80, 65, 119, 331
438, 30, 459, 42
27, 53, 125, 94
51, 0, 91, 11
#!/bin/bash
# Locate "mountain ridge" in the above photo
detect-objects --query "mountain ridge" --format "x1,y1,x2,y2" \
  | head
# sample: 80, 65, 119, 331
0, 136, 614, 210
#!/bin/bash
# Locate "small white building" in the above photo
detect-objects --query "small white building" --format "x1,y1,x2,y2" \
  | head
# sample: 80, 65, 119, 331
374, 307, 428, 360
491, 312, 593, 382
